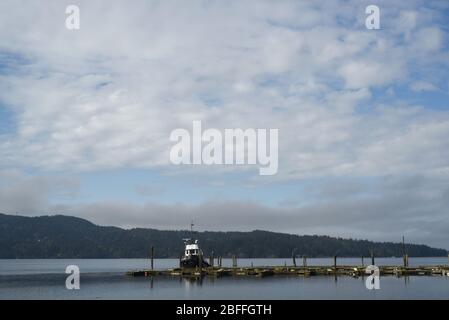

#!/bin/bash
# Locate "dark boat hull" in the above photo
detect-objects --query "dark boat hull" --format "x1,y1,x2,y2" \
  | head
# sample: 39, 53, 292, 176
180, 255, 210, 268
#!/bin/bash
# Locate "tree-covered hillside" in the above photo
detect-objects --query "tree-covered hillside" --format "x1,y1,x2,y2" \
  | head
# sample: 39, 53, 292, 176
0, 213, 446, 258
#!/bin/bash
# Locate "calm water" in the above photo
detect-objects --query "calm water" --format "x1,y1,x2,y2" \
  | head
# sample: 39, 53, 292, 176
1, 258, 449, 299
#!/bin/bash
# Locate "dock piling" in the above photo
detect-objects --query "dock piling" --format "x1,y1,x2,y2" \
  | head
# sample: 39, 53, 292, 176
403, 254, 409, 267
402, 236, 409, 268
303, 256, 307, 267
371, 250, 375, 265
333, 255, 337, 271
150, 246, 154, 270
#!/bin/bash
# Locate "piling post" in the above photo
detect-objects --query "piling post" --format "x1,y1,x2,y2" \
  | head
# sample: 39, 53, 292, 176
371, 250, 375, 265
361, 256, 364, 267
402, 236, 409, 268
199, 252, 203, 274
151, 246, 154, 270
232, 255, 237, 268
303, 256, 307, 267
179, 255, 182, 268
333, 255, 337, 272
292, 251, 296, 267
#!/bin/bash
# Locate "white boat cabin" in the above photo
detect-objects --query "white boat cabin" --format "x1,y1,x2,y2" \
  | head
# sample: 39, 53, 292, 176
184, 239, 203, 257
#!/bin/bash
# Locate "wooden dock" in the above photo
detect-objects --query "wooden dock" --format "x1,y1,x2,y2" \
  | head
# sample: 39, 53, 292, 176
127, 265, 449, 278
129, 249, 449, 278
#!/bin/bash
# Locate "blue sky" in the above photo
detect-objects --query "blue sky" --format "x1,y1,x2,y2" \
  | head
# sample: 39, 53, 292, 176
1, 0, 449, 248
0, 105, 15, 135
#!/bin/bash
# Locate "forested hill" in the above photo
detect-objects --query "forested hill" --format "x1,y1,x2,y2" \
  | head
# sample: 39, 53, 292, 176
0, 213, 446, 258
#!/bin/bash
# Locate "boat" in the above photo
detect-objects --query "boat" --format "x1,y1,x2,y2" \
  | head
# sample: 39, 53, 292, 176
180, 238, 210, 268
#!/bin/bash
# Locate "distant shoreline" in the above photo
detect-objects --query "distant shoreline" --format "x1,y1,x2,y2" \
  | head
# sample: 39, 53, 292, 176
1, 213, 447, 259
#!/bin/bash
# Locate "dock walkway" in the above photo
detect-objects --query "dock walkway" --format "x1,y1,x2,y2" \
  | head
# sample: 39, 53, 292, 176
127, 265, 449, 278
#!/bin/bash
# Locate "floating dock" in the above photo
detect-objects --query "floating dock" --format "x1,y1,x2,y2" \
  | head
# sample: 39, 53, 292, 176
127, 265, 449, 278
129, 248, 449, 278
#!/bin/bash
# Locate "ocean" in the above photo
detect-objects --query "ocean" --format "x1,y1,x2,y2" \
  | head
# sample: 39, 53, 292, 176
1, 258, 448, 299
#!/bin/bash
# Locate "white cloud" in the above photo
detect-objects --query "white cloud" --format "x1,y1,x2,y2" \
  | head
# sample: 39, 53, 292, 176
410, 81, 439, 92
0, 1, 447, 179
338, 60, 405, 89
413, 27, 443, 52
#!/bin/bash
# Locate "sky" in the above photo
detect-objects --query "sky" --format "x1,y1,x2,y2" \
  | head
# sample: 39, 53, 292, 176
0, 0, 449, 248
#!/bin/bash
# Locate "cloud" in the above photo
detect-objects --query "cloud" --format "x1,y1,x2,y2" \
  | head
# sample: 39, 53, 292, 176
413, 27, 444, 52
1, 169, 447, 248
134, 184, 165, 197
338, 60, 404, 89
410, 81, 439, 92
0, 170, 79, 214
0, 0, 447, 179
44, 174, 449, 249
